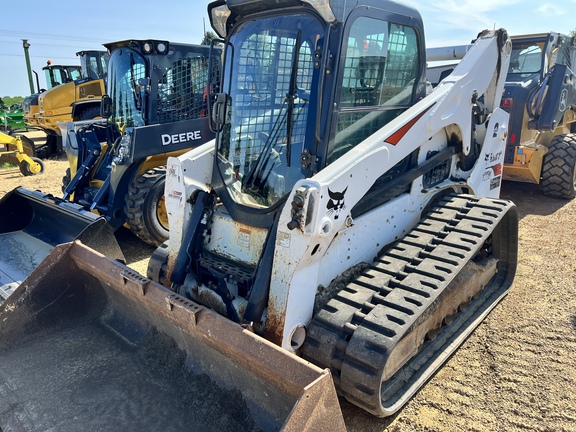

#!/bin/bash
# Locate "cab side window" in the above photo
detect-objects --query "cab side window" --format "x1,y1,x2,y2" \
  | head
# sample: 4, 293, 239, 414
333, 18, 419, 161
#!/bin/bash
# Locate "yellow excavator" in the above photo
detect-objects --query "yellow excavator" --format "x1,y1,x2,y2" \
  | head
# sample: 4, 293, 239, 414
0, 0, 518, 429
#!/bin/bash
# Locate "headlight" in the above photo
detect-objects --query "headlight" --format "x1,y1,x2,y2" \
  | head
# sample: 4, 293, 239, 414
142, 40, 169, 54
113, 132, 132, 165
156, 42, 167, 54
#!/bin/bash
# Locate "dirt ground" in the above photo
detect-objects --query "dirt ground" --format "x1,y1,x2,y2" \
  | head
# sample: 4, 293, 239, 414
1, 135, 574, 431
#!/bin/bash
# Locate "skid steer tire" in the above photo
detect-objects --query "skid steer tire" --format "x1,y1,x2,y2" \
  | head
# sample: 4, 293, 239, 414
125, 166, 169, 247
540, 134, 576, 199
19, 156, 45, 176
76, 106, 101, 121
147, 241, 169, 286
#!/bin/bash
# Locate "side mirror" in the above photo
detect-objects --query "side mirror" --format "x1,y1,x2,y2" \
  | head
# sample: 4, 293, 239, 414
100, 94, 112, 118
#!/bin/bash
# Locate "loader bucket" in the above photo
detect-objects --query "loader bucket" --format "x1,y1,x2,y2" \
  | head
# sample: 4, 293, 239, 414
0, 187, 124, 300
0, 242, 345, 432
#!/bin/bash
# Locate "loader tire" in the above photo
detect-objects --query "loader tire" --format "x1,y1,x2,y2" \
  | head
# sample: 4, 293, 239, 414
540, 134, 576, 199
76, 106, 100, 121
125, 166, 169, 247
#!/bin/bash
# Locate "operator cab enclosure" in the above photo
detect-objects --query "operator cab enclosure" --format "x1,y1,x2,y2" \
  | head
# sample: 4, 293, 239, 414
208, 0, 426, 228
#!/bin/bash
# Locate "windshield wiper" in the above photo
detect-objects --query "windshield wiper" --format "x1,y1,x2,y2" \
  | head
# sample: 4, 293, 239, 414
129, 53, 142, 111
242, 31, 305, 192
242, 105, 287, 192
285, 29, 302, 168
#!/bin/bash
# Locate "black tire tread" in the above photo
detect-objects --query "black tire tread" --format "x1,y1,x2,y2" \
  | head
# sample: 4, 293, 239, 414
124, 166, 168, 246
76, 106, 101, 121
540, 134, 576, 199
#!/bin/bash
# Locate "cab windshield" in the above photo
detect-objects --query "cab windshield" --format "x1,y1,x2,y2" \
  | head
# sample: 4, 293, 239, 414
80, 52, 108, 80
217, 14, 323, 209
107, 48, 146, 128
45, 66, 81, 89
507, 42, 543, 78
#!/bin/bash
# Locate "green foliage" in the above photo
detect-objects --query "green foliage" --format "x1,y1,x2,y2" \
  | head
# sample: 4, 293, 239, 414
1, 96, 25, 107
201, 31, 222, 47
0, 161, 18, 169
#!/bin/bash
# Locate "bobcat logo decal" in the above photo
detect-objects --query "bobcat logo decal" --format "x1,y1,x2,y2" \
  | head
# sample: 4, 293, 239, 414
327, 187, 348, 220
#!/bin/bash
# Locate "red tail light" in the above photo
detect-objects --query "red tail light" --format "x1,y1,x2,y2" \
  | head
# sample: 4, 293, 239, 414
500, 98, 513, 111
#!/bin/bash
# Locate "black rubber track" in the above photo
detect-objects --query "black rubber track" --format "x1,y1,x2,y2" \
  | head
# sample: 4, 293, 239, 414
302, 194, 518, 417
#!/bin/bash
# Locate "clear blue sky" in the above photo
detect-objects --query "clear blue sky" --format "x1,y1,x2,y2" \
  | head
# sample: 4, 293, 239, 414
1, 0, 574, 96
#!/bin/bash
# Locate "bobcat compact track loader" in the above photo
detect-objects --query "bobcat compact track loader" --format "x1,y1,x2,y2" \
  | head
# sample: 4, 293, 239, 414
0, 0, 517, 429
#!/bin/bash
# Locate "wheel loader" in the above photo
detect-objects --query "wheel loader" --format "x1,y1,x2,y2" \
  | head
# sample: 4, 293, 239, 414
0, 0, 518, 430
429, 32, 576, 199
28, 51, 108, 157
22, 61, 82, 129
18, 62, 82, 156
